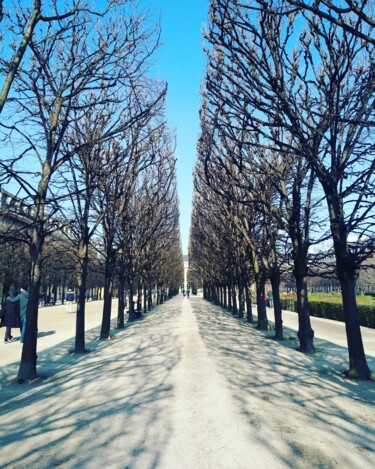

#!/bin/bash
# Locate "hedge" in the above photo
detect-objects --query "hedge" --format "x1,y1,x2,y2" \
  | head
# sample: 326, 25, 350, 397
280, 299, 375, 329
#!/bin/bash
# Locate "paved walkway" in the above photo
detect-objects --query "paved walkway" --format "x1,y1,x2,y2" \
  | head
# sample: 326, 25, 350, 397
0, 297, 374, 468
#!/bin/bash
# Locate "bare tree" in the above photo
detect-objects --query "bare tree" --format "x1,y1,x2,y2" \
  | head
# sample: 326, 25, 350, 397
285, 0, 375, 46
0, 1, 163, 381
97, 108, 167, 338
204, 0, 374, 378
0, 0, 121, 113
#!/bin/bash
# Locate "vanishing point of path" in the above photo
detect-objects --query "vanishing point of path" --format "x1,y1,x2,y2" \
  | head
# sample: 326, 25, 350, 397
0, 297, 374, 468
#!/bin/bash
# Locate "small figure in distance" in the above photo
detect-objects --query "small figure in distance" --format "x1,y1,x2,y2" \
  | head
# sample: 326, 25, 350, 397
66, 288, 75, 313
267, 290, 274, 308
2, 288, 21, 344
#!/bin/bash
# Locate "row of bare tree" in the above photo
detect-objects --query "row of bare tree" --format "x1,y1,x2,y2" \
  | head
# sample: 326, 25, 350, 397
189, 0, 374, 379
0, 1, 183, 381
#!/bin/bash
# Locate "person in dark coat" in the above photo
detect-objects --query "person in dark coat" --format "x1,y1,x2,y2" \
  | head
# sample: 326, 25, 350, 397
2, 290, 21, 343
66, 288, 75, 313
7, 286, 29, 343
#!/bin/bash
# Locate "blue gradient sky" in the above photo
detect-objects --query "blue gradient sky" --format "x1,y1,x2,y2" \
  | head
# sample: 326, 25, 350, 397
151, 1, 209, 254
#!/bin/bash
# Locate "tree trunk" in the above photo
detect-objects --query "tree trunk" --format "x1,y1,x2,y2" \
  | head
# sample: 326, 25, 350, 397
232, 287, 238, 314
18, 226, 44, 382
338, 267, 371, 379
245, 284, 253, 323
0, 2, 41, 114
117, 274, 126, 329
143, 284, 147, 314
100, 252, 114, 339
75, 239, 89, 353
148, 284, 153, 310
326, 193, 371, 379
270, 271, 283, 340
137, 285, 142, 313
255, 272, 268, 330
223, 285, 227, 309
295, 275, 315, 353
128, 282, 135, 321
238, 283, 245, 318
228, 285, 232, 311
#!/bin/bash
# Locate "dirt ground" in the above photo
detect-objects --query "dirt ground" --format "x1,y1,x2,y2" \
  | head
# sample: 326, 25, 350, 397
0, 297, 374, 468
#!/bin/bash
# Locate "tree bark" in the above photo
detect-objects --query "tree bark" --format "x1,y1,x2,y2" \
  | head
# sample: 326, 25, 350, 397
238, 282, 245, 318
75, 239, 89, 353
325, 192, 371, 379
100, 251, 115, 339
117, 274, 126, 329
295, 275, 315, 353
128, 282, 135, 321
143, 284, 147, 314
0, 2, 41, 114
245, 284, 253, 323
339, 274, 371, 379
148, 283, 153, 310
254, 272, 268, 330
17, 224, 44, 382
270, 271, 283, 340
228, 285, 232, 311
232, 286, 238, 315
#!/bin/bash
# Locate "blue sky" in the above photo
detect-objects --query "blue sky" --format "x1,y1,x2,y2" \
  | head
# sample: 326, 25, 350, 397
1, 0, 207, 254
150, 1, 209, 254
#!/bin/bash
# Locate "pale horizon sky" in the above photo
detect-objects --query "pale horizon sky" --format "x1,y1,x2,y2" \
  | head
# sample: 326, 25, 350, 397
151, 1, 209, 254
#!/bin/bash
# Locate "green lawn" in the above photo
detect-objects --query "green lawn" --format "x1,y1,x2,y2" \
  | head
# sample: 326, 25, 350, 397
281, 292, 375, 306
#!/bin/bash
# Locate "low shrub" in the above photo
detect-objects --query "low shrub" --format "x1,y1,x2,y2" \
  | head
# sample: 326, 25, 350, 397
280, 299, 375, 329
280, 298, 296, 312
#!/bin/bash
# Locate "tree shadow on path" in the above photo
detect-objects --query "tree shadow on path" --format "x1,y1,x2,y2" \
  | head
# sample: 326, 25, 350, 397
0, 303, 183, 469
191, 297, 375, 469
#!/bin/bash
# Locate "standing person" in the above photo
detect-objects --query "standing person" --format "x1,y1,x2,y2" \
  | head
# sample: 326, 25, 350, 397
66, 288, 75, 313
267, 290, 274, 308
2, 289, 21, 343
7, 285, 29, 343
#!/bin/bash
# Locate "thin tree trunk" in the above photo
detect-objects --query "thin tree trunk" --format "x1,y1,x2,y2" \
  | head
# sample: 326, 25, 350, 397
75, 239, 89, 353
228, 285, 232, 311
270, 272, 283, 340
295, 275, 315, 353
137, 284, 142, 314
255, 272, 268, 330
143, 284, 147, 314
245, 284, 253, 323
117, 274, 126, 329
232, 286, 238, 314
100, 252, 114, 339
148, 283, 153, 310
238, 283, 245, 318
128, 282, 135, 321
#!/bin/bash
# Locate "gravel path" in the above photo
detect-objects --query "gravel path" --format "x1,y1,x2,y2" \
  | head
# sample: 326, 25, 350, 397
0, 296, 374, 468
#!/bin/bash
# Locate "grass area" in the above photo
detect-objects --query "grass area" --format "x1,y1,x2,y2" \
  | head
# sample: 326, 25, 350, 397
280, 292, 375, 306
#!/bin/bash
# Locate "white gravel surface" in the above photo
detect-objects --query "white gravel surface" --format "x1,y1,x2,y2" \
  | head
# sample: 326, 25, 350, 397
0, 296, 374, 468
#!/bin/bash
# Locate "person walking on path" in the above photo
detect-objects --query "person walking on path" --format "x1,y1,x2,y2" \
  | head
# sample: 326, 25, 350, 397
66, 288, 75, 313
1, 289, 21, 343
6, 285, 29, 343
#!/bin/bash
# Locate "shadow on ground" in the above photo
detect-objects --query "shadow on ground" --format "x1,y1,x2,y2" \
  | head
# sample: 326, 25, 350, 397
0, 303, 182, 469
190, 297, 375, 469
